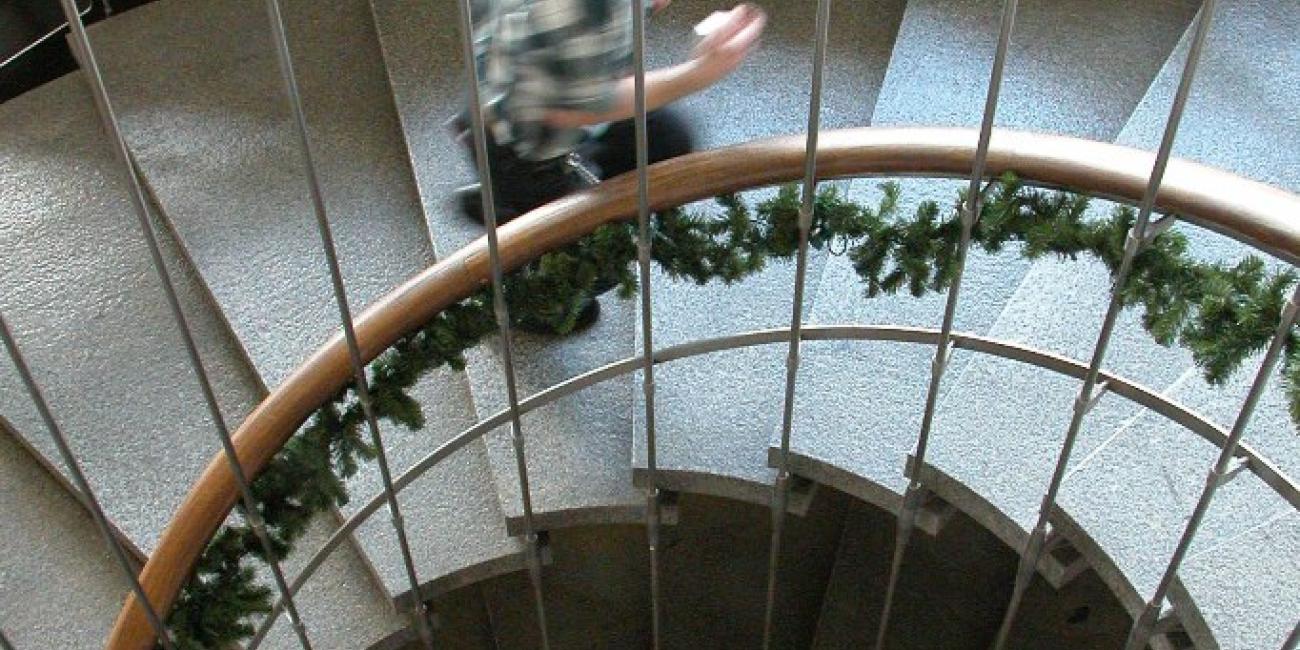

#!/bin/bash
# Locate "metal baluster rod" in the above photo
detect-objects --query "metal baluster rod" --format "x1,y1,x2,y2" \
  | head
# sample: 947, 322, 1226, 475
0, 310, 175, 650
1123, 282, 1298, 650
873, 2, 1018, 648
452, 0, 551, 646
991, 2, 1216, 648
260, 0, 433, 645
56, 0, 321, 645
629, 0, 662, 647
764, 0, 832, 647
61, 43, 315, 650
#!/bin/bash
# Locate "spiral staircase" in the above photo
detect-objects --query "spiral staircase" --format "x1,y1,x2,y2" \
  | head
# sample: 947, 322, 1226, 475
1, 0, 1297, 648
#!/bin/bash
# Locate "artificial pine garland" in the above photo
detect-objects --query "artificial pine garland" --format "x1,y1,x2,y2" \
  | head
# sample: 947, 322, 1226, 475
164, 174, 1298, 647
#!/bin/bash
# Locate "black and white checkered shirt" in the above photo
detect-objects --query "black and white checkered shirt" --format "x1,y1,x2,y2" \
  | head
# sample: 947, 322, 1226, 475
476, 0, 643, 160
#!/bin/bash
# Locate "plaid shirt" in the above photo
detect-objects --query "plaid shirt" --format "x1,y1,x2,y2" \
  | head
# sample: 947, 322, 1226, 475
475, 0, 643, 160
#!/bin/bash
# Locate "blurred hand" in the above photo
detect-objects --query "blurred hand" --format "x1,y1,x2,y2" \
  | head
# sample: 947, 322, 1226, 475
690, 4, 767, 83
652, 0, 672, 11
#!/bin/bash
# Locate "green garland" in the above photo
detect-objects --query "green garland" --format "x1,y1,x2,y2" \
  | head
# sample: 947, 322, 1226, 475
164, 174, 1297, 647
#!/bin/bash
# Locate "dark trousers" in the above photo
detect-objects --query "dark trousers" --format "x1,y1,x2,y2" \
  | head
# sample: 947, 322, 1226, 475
463, 108, 696, 219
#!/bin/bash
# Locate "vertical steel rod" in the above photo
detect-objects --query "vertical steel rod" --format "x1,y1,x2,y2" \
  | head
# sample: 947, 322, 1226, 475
764, 0, 832, 647
629, 0, 662, 647
56, 0, 318, 646
991, 2, 1216, 648
451, 0, 551, 646
1122, 283, 1298, 650
0, 310, 175, 650
873, 3, 1018, 648
261, 0, 432, 645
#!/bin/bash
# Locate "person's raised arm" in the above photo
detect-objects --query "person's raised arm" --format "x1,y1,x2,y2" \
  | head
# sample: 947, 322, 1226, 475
543, 3, 767, 129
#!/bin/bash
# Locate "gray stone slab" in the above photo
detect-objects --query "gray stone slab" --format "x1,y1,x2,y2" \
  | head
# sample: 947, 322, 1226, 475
369, 0, 481, 257
1045, 4, 1300, 644
770, 0, 1199, 521
919, 0, 1300, 537
632, 247, 827, 506
1, 73, 406, 648
641, 0, 906, 145
86, 0, 435, 389
626, 0, 905, 505
85, 0, 521, 612
1177, 510, 1300, 650
469, 294, 643, 534
375, 0, 906, 524
373, 0, 645, 535
1060, 360, 1299, 643
1115, 1, 1300, 211
0, 74, 262, 553
871, 0, 1199, 139
0, 424, 123, 649
371, 0, 907, 259
774, 230, 1023, 514
260, 513, 408, 650
922, 254, 1192, 547
342, 367, 526, 603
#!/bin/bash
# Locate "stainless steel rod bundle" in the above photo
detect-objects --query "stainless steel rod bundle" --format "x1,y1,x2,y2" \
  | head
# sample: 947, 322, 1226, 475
992, 2, 1218, 647
56, 0, 314, 645
451, 0, 552, 645
630, 0, 663, 647
764, 0, 833, 647
874, 2, 1019, 647
261, 0, 430, 645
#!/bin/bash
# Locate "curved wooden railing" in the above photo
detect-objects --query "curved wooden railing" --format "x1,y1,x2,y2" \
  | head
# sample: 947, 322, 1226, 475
108, 127, 1300, 649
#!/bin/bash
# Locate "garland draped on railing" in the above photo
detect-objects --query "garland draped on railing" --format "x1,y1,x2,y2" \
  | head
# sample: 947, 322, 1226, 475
164, 174, 1298, 648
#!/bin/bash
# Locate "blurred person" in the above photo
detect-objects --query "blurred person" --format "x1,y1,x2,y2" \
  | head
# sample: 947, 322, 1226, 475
450, 0, 767, 330
452, 1, 767, 222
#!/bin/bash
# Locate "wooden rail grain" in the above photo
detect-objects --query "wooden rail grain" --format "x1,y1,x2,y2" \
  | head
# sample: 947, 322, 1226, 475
108, 127, 1300, 649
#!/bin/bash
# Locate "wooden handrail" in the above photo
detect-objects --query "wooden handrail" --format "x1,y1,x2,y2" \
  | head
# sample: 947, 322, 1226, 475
107, 127, 1300, 649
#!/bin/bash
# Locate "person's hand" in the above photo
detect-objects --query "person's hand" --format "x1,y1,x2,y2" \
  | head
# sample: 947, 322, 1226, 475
689, 4, 767, 84
652, 0, 672, 12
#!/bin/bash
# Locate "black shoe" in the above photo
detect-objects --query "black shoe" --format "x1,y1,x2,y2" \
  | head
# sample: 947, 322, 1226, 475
454, 184, 521, 226
571, 297, 601, 332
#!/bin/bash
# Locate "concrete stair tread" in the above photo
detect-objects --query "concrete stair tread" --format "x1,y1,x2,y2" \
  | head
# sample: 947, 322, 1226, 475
343, 367, 526, 601
370, 0, 596, 537
870, 0, 1199, 139
259, 513, 409, 650
86, 0, 521, 616
629, 0, 906, 506
0, 68, 409, 649
428, 0, 907, 529
769, 0, 1198, 519
0, 73, 261, 553
634, 255, 827, 506
921, 255, 1191, 547
0, 423, 123, 648
1177, 509, 1300, 650
1058, 367, 1299, 649
916, 2, 1300, 638
1115, 1, 1300, 210
469, 294, 644, 533
1050, 5, 1300, 646
86, 0, 434, 389
369, 0, 481, 258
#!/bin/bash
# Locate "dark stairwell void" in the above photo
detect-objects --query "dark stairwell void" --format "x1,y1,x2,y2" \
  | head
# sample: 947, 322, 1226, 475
397, 490, 1139, 649
0, 0, 156, 102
